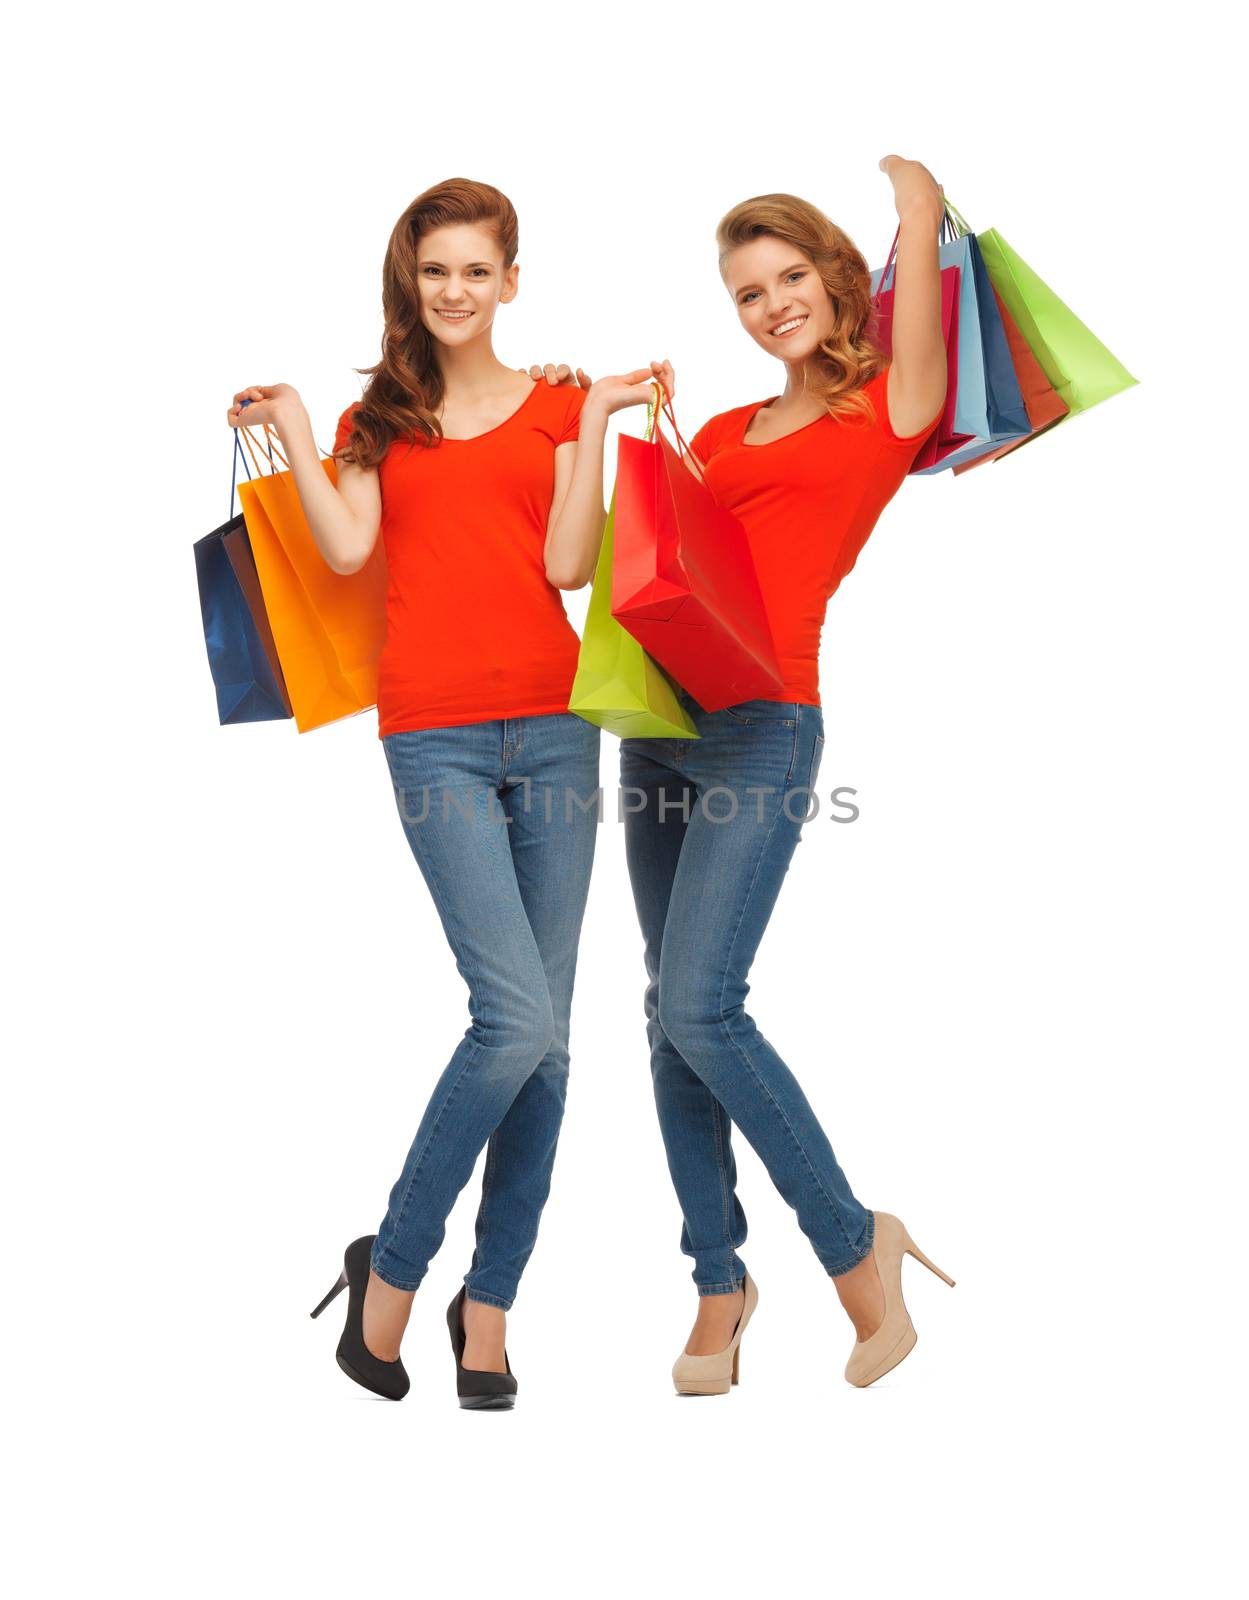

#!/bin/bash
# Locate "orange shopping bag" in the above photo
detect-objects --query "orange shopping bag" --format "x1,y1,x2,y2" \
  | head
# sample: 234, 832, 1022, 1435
235, 424, 387, 733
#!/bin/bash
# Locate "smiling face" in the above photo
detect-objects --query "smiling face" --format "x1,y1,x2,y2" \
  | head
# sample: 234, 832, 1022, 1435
415, 222, 518, 346
722, 234, 834, 364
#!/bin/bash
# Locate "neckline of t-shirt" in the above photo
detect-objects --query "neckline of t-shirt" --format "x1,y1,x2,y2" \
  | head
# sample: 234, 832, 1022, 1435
737, 370, 885, 448
738, 396, 829, 449
438, 378, 542, 443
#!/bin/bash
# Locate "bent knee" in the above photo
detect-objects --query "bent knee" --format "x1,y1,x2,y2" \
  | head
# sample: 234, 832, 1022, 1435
656, 989, 731, 1056
473, 1000, 556, 1067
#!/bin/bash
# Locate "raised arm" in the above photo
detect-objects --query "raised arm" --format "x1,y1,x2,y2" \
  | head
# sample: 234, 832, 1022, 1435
877, 155, 948, 438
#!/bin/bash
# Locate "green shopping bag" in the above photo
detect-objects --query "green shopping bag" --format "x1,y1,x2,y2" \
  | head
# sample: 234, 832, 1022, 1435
966, 206, 1137, 419
568, 488, 699, 739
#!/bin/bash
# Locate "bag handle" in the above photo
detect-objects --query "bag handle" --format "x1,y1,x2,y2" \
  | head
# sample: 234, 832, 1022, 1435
233, 408, 336, 484
642, 380, 712, 485
228, 398, 286, 518
235, 420, 290, 476
873, 199, 962, 298
643, 379, 696, 459
229, 429, 254, 521
941, 196, 972, 238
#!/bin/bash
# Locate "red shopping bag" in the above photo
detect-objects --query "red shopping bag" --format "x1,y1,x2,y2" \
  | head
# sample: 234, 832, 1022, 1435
612, 389, 783, 712
868, 221, 968, 470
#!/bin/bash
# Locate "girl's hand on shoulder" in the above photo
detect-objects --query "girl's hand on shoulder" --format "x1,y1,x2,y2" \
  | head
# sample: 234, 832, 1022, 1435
585, 359, 676, 419
227, 383, 302, 432
522, 363, 592, 388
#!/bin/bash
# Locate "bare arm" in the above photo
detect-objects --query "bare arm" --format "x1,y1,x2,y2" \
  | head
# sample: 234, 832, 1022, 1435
542, 362, 676, 590
543, 399, 609, 590
227, 383, 381, 575
877, 156, 948, 437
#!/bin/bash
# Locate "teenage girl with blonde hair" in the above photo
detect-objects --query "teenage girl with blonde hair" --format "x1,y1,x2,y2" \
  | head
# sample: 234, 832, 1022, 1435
618, 154, 957, 1393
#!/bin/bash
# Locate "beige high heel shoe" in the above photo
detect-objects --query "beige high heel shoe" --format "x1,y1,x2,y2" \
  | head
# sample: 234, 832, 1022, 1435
844, 1212, 955, 1388
672, 1272, 759, 1396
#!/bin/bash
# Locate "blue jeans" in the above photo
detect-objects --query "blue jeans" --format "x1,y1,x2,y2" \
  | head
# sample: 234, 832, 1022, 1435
620, 687, 874, 1294
373, 711, 601, 1310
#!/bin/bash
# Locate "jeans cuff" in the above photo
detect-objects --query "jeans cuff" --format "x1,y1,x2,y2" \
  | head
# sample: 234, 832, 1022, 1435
696, 1274, 746, 1296
464, 1286, 514, 1311
369, 1246, 424, 1293
823, 1208, 876, 1279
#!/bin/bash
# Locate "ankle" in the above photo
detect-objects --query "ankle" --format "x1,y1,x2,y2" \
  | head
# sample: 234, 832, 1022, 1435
462, 1297, 506, 1332
460, 1295, 508, 1372
684, 1284, 746, 1356
832, 1251, 885, 1341
362, 1270, 413, 1361
696, 1285, 744, 1314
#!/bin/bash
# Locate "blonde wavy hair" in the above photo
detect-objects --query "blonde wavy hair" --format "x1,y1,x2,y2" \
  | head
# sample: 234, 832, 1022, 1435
716, 192, 888, 425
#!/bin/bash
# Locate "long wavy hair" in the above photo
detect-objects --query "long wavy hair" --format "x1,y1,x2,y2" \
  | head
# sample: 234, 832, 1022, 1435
333, 178, 520, 470
716, 192, 887, 425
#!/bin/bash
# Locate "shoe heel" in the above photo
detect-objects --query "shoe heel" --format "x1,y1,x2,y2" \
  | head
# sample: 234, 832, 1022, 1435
731, 1343, 741, 1385
310, 1268, 349, 1319
903, 1235, 955, 1288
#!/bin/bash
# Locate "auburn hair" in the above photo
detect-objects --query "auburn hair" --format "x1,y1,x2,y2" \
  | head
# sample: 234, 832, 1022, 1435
334, 177, 520, 470
716, 192, 888, 425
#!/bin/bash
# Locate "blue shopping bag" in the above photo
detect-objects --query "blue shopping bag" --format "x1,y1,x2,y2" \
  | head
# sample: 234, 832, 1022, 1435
872, 202, 1030, 475
193, 430, 293, 725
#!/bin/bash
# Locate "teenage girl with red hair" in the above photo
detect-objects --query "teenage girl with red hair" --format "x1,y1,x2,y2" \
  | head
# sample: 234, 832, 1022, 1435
230, 178, 669, 1407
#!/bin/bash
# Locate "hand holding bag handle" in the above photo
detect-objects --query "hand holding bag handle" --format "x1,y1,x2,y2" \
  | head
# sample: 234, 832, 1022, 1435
643, 377, 702, 469
873, 201, 960, 299
612, 377, 784, 708
232, 407, 387, 731
193, 413, 293, 724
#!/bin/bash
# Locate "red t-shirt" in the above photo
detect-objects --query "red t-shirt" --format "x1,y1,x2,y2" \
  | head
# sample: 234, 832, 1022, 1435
333, 381, 586, 736
687, 366, 940, 706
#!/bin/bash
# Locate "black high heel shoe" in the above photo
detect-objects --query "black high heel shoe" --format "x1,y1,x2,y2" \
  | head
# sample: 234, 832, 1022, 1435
446, 1285, 518, 1410
310, 1235, 410, 1401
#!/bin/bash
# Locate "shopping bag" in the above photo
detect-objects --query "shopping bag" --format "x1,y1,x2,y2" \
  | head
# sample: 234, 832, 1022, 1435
974, 216, 1137, 419
235, 423, 388, 734
873, 204, 1032, 474
223, 516, 291, 702
953, 283, 1070, 474
869, 213, 968, 470
193, 433, 293, 724
568, 488, 699, 739
611, 388, 783, 713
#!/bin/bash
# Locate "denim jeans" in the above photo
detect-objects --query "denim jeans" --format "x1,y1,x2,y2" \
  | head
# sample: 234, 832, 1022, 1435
620, 687, 873, 1294
373, 711, 601, 1310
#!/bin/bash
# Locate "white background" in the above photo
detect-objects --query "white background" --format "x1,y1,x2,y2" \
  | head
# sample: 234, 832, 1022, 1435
7, 2, 1244, 1594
